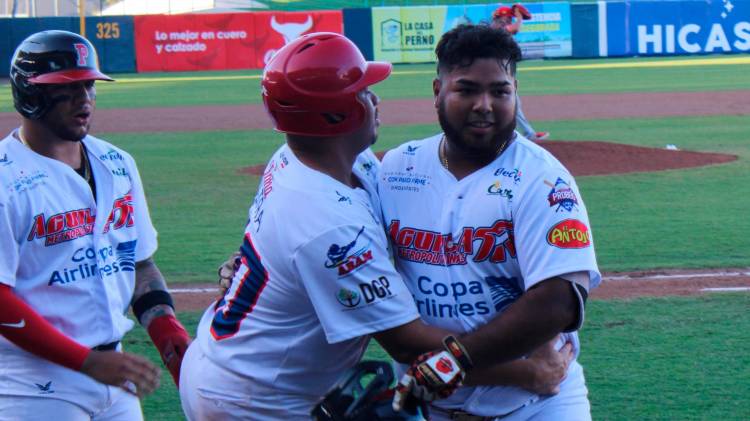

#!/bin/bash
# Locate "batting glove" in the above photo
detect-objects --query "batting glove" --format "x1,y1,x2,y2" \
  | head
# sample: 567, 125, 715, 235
392, 336, 473, 411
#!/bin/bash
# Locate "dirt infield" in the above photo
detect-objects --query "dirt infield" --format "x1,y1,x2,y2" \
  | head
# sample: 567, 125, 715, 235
170, 269, 750, 312
240, 140, 737, 177
1, 89, 750, 134
1, 88, 744, 308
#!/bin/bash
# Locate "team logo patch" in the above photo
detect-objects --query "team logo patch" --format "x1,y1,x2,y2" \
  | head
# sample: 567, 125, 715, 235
73, 43, 89, 66
28, 208, 95, 246
336, 288, 361, 308
487, 180, 513, 198
403, 145, 420, 155
325, 226, 374, 277
0, 153, 12, 167
361, 160, 375, 174
547, 219, 591, 249
493, 167, 522, 184
485, 276, 523, 312
336, 191, 352, 205
436, 357, 454, 374
546, 178, 579, 212
35, 381, 54, 394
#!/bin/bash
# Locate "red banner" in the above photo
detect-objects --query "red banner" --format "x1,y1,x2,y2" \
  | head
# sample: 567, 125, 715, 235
134, 11, 343, 72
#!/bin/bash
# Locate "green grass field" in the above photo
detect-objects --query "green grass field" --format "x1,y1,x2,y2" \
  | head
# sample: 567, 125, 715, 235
129, 294, 750, 420
2, 54, 748, 419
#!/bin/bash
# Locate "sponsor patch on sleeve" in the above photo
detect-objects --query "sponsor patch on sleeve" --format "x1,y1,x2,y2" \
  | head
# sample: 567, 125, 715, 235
546, 219, 591, 249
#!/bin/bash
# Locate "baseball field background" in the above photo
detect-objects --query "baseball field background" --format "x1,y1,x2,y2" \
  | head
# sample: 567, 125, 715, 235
2, 53, 749, 419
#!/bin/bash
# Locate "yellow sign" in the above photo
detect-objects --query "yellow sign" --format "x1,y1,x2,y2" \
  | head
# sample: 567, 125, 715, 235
373, 7, 447, 63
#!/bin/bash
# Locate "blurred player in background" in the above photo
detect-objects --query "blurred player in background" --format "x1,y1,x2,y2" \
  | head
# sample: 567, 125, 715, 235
0, 30, 190, 420
492, 4, 550, 141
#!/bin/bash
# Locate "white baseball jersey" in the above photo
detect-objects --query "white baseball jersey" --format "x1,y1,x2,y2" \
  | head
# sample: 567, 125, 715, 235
0, 131, 157, 412
189, 145, 419, 419
378, 133, 601, 416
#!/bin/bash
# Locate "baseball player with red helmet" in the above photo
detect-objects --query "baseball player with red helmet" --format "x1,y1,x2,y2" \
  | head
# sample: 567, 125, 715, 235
180, 32, 575, 421
0, 30, 190, 420
383, 25, 599, 420
492, 4, 550, 142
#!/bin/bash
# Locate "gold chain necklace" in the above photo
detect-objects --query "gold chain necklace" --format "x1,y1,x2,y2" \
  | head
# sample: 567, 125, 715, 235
439, 134, 511, 171
18, 129, 91, 183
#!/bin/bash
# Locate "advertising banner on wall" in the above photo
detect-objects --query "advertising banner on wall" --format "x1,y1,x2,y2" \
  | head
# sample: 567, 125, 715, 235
605, 0, 750, 56
134, 11, 342, 72
371, 3, 571, 63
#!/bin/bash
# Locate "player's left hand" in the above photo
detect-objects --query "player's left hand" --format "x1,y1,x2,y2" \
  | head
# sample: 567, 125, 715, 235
392, 350, 466, 411
217, 251, 242, 298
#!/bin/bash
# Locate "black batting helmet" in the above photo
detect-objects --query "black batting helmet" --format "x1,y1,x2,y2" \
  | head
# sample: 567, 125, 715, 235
10, 30, 113, 119
311, 361, 428, 421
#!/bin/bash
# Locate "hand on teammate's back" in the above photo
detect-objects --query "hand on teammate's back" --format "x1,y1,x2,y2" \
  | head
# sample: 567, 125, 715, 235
80, 350, 161, 398
521, 336, 574, 395
217, 251, 242, 298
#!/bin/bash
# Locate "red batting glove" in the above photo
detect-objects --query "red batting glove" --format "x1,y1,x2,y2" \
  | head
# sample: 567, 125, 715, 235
392, 350, 465, 411
147, 314, 191, 388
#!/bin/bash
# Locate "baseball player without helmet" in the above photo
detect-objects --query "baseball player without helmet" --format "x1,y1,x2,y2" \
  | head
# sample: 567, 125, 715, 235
261, 32, 391, 137
10, 30, 113, 120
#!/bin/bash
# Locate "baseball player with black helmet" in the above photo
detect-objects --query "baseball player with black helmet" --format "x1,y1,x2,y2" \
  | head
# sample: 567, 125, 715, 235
181, 32, 577, 421
0, 30, 190, 420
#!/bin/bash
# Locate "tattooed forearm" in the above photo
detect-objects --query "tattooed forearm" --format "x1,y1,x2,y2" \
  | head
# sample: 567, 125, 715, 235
133, 257, 175, 327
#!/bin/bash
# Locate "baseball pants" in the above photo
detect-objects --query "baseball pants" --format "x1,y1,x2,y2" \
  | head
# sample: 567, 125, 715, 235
0, 386, 142, 421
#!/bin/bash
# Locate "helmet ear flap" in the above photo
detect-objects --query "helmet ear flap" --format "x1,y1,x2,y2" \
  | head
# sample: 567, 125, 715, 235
10, 67, 49, 120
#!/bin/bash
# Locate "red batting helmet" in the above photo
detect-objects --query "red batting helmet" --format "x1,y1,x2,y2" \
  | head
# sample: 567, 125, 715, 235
262, 32, 392, 137
10, 30, 113, 119
493, 6, 513, 19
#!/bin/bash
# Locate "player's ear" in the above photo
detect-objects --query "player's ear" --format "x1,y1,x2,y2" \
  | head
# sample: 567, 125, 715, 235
433, 78, 441, 109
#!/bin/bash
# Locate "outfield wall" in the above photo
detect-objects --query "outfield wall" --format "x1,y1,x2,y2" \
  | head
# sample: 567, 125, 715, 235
1, 0, 748, 76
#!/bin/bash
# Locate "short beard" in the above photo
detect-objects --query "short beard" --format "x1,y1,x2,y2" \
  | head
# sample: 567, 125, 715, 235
437, 100, 517, 155
40, 114, 88, 142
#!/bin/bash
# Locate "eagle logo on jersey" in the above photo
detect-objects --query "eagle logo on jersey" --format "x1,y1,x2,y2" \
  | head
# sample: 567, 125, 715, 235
485, 276, 523, 312
546, 178, 579, 212
0, 153, 11, 166
325, 226, 374, 277
403, 145, 420, 155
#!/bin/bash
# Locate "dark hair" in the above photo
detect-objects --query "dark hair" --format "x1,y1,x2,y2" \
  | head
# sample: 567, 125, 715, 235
435, 24, 522, 76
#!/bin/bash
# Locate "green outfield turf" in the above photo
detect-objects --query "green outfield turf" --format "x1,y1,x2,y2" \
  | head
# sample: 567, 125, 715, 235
3, 55, 748, 112
101, 109, 750, 280
128, 293, 750, 420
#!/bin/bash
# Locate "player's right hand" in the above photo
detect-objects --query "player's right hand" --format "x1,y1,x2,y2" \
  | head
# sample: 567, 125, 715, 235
392, 350, 466, 411
217, 251, 242, 298
80, 350, 161, 398
521, 336, 574, 395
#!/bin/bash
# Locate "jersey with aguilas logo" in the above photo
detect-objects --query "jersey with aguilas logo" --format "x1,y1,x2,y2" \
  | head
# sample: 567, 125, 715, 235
0, 131, 157, 405
378, 133, 601, 416
195, 145, 419, 417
